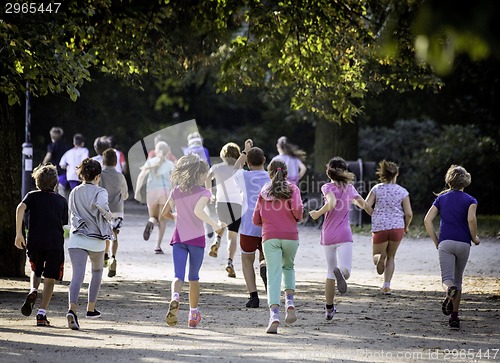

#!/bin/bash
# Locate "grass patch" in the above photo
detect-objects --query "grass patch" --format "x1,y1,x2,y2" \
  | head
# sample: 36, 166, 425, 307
352, 214, 500, 239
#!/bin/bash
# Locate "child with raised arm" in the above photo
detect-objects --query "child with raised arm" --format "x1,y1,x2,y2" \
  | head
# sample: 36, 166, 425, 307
424, 165, 479, 330
253, 159, 303, 334
161, 154, 225, 328
15, 164, 68, 326
99, 148, 129, 277
365, 160, 413, 295
309, 157, 371, 320
233, 139, 270, 308
66, 158, 113, 330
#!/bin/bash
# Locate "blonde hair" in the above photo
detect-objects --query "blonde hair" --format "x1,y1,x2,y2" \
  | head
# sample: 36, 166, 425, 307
220, 142, 240, 165
171, 154, 209, 192
437, 165, 471, 195
376, 160, 399, 183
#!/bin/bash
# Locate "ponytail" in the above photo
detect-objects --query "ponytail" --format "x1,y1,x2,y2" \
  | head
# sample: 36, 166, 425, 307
267, 160, 292, 199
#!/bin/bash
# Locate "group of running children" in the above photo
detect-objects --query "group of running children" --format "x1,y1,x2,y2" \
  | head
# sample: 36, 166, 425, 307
15, 134, 479, 334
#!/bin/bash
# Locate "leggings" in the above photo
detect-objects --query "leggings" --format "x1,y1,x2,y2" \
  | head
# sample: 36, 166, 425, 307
438, 240, 471, 290
263, 238, 299, 306
172, 243, 204, 282
68, 248, 104, 305
323, 242, 352, 280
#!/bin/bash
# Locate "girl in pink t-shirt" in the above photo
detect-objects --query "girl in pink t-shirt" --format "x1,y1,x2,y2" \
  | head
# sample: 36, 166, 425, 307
252, 159, 303, 334
365, 160, 413, 295
309, 157, 371, 321
161, 154, 225, 329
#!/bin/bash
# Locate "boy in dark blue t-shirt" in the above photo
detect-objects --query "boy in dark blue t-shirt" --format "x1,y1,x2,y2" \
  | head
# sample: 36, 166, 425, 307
15, 163, 68, 326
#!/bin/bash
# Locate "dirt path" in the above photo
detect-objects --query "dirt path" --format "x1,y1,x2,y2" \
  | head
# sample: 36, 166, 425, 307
1, 201, 499, 362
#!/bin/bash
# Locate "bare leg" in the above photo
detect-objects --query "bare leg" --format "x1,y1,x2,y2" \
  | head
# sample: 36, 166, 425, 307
383, 240, 401, 284
325, 278, 335, 305
227, 230, 238, 261
188, 281, 200, 308
39, 278, 55, 310
242, 252, 257, 293
373, 241, 388, 275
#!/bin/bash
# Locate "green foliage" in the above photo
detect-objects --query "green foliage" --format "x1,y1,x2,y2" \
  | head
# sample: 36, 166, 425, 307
360, 121, 500, 213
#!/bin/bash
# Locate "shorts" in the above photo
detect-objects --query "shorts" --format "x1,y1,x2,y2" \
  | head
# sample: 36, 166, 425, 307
240, 234, 263, 254
216, 202, 242, 232
27, 248, 64, 280
147, 188, 169, 207
372, 228, 405, 244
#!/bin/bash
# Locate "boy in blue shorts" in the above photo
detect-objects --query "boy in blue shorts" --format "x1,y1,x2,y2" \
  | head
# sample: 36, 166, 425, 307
15, 163, 68, 326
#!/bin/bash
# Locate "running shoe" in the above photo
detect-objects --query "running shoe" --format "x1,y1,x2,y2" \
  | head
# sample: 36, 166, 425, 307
266, 312, 280, 334
165, 300, 179, 327
285, 304, 297, 324
209, 235, 221, 258
381, 287, 392, 295
260, 263, 268, 291
334, 267, 347, 294
246, 296, 260, 308
21, 291, 38, 317
226, 261, 236, 278
325, 306, 336, 321
67, 310, 80, 330
188, 310, 202, 328
449, 316, 460, 330
86, 309, 101, 319
36, 314, 50, 326
108, 258, 117, 277
143, 221, 154, 241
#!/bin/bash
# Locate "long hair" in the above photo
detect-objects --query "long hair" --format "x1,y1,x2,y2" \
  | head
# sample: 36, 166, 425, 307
171, 154, 209, 192
436, 165, 471, 196
326, 157, 355, 187
266, 159, 292, 199
376, 160, 399, 183
277, 136, 306, 161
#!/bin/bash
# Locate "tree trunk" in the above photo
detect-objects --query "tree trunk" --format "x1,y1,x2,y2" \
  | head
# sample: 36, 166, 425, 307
0, 95, 26, 277
313, 118, 359, 172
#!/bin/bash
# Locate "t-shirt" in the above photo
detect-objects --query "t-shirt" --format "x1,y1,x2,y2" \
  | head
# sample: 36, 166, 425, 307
182, 145, 211, 166
433, 190, 477, 244
320, 183, 360, 245
370, 183, 409, 232
170, 185, 212, 247
209, 163, 243, 204
99, 166, 128, 214
22, 190, 68, 251
234, 169, 270, 237
47, 140, 69, 175
59, 147, 89, 181
143, 157, 175, 192
271, 155, 301, 185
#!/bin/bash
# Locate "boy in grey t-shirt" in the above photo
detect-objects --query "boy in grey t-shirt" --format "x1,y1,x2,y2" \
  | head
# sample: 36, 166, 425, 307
99, 148, 129, 277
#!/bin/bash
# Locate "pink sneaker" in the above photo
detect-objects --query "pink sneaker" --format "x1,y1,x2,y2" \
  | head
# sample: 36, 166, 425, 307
188, 310, 202, 328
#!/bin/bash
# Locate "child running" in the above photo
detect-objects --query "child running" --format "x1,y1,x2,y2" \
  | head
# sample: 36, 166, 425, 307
309, 157, 371, 320
161, 154, 225, 328
234, 139, 270, 308
99, 148, 129, 277
424, 165, 479, 330
206, 142, 243, 278
66, 158, 113, 330
252, 159, 303, 334
15, 164, 68, 326
365, 160, 413, 295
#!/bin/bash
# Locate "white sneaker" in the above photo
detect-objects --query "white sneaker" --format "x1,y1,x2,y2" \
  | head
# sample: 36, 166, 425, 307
334, 267, 347, 294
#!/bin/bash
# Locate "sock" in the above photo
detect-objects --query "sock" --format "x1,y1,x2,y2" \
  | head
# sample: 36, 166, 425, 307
250, 291, 258, 299
451, 311, 459, 319
286, 294, 294, 307
37, 308, 46, 316
172, 292, 179, 301
111, 255, 115, 259
190, 307, 198, 316
227, 258, 232, 264
30, 288, 38, 294
326, 304, 334, 310
383, 282, 390, 288
270, 307, 279, 321
104, 253, 109, 260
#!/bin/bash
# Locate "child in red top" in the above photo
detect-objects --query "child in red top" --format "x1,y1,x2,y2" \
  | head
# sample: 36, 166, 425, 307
253, 159, 303, 334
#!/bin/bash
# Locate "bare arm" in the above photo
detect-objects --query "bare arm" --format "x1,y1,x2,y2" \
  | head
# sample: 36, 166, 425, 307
160, 195, 176, 221
402, 196, 413, 233
424, 205, 439, 249
14, 203, 27, 249
194, 196, 225, 233
234, 139, 252, 170
134, 169, 148, 201
468, 204, 480, 245
309, 192, 336, 220
42, 152, 52, 165
353, 196, 373, 215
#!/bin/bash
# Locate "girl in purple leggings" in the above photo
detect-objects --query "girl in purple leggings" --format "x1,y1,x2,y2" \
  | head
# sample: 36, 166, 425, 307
424, 165, 480, 330
161, 154, 225, 329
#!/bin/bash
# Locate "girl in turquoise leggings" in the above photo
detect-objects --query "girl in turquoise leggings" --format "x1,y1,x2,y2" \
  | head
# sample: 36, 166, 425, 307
252, 159, 303, 334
